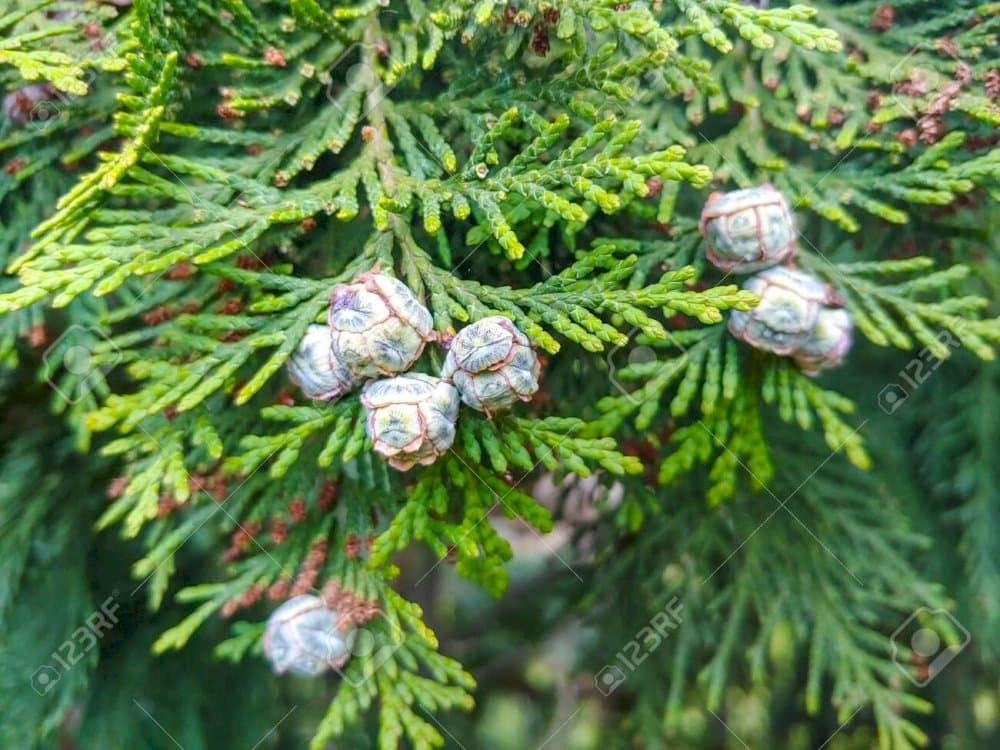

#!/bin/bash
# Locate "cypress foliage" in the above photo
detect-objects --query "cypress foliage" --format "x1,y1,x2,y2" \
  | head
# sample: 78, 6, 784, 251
1, 1, 998, 748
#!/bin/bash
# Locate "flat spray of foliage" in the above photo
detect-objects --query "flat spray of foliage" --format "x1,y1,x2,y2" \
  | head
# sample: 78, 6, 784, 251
0, 1, 998, 749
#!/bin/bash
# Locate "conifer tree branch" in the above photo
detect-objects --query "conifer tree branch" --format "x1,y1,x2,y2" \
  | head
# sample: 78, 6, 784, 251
0, 2, 997, 748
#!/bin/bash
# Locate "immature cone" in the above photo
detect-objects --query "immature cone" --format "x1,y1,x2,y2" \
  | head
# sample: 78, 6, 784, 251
328, 271, 434, 379
262, 595, 356, 676
793, 307, 854, 375
441, 316, 540, 414
728, 266, 829, 355
286, 324, 358, 401
361, 374, 459, 471
699, 184, 796, 273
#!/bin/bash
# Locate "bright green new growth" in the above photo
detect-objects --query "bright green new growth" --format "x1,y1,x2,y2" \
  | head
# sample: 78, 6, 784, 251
1, 1, 999, 749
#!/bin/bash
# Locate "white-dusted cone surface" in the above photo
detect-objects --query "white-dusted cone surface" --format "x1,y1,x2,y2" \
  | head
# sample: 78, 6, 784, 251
728, 266, 828, 356
441, 316, 540, 413
263, 595, 356, 676
361, 374, 460, 471
286, 324, 359, 401
793, 307, 854, 375
328, 271, 435, 379
699, 184, 797, 274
